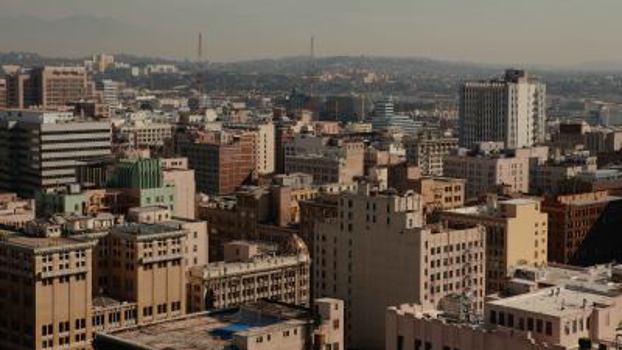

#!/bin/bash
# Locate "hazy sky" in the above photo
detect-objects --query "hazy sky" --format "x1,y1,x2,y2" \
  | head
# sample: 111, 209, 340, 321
1, 0, 621, 66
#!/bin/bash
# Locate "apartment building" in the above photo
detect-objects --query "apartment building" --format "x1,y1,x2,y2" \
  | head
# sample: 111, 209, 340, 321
459, 69, 546, 149
187, 240, 310, 312
441, 196, 548, 293
0, 110, 112, 197
443, 147, 531, 201
0, 232, 97, 350
542, 191, 622, 266
404, 135, 458, 176
312, 185, 485, 350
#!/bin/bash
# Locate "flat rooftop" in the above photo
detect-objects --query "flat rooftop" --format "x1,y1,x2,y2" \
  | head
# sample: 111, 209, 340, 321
488, 287, 614, 318
112, 223, 183, 236
0, 233, 93, 251
567, 195, 622, 206
98, 302, 311, 350
200, 254, 309, 278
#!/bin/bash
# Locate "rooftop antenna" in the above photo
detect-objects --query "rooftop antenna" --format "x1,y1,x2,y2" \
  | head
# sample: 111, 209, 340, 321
198, 32, 203, 62
309, 35, 317, 95
195, 32, 206, 101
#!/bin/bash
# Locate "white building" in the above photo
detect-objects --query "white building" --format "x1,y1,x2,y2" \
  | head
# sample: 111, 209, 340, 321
459, 69, 546, 149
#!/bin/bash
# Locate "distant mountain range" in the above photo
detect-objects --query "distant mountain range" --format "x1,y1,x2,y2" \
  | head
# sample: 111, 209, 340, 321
1, 50, 622, 78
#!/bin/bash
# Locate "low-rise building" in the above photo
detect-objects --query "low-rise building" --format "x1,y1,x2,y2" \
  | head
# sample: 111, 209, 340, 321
188, 240, 310, 312
0, 192, 35, 229
284, 134, 365, 184
94, 298, 344, 350
414, 177, 465, 217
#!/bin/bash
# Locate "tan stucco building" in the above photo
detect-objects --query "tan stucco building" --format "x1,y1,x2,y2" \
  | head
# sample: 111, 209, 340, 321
441, 196, 548, 293
312, 185, 486, 350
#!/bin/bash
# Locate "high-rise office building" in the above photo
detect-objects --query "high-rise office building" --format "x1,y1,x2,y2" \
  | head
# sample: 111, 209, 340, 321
30, 66, 89, 109
459, 69, 546, 149
0, 110, 112, 197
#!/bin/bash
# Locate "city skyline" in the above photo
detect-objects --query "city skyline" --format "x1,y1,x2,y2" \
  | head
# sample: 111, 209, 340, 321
3, 0, 622, 67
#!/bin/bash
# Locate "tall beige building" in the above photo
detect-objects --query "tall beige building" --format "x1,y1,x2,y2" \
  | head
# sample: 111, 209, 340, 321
161, 158, 196, 219
100, 224, 186, 325
127, 206, 208, 271
313, 186, 486, 350
0, 232, 96, 350
441, 196, 548, 293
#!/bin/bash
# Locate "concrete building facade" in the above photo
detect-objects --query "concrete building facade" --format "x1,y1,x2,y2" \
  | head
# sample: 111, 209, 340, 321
459, 69, 546, 149
0, 110, 112, 197
404, 135, 458, 176
444, 149, 530, 201
188, 240, 310, 312
441, 197, 548, 293
312, 186, 485, 350
542, 191, 622, 266
0, 233, 96, 350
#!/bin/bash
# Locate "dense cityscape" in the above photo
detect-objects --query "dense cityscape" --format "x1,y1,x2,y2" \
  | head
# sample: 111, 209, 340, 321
3, 4, 622, 350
